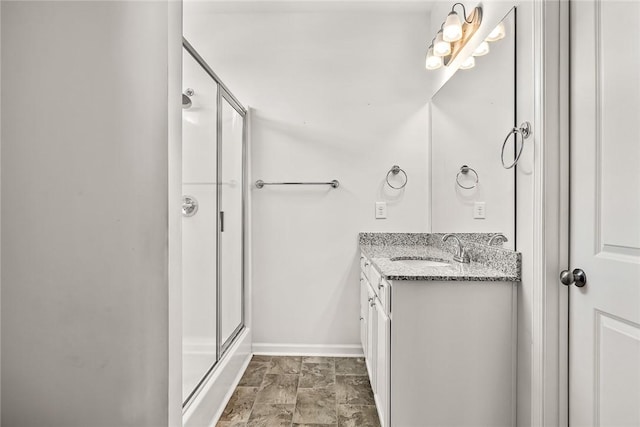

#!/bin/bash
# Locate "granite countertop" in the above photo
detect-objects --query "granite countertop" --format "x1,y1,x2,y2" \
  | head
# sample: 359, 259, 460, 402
359, 233, 521, 282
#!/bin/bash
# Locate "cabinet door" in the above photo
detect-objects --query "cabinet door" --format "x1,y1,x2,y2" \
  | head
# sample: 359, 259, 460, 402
360, 274, 368, 352
366, 287, 377, 387
375, 299, 390, 427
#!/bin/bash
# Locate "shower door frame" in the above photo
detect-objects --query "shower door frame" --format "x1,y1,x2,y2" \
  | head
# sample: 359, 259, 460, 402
217, 86, 247, 357
182, 37, 247, 409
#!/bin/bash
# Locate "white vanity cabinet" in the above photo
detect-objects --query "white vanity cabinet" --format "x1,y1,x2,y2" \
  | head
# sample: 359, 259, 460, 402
359, 252, 516, 427
360, 254, 391, 427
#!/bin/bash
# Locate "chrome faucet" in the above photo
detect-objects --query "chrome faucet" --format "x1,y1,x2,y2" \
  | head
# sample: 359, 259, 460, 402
488, 233, 508, 246
442, 234, 470, 263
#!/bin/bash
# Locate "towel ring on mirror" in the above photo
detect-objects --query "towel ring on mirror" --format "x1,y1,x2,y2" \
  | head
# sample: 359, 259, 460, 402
386, 165, 408, 189
501, 121, 532, 169
456, 165, 479, 189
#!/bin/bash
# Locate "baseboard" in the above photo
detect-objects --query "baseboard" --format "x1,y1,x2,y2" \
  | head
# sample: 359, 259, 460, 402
252, 343, 363, 357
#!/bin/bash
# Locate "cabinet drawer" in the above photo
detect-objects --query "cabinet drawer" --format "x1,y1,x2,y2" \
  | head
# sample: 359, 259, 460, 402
368, 268, 389, 314
360, 254, 371, 274
361, 253, 375, 283
377, 278, 390, 315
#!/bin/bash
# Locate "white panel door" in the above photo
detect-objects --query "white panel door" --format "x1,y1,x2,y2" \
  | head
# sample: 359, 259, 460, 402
570, 1, 640, 425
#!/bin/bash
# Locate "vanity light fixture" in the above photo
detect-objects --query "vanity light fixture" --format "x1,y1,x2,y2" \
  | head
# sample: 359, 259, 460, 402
472, 41, 490, 57
425, 46, 443, 70
433, 30, 452, 57
443, 3, 476, 42
459, 55, 476, 70
485, 22, 506, 42
425, 3, 482, 70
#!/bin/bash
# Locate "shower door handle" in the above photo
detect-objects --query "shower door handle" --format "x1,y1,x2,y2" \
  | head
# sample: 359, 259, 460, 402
220, 211, 225, 232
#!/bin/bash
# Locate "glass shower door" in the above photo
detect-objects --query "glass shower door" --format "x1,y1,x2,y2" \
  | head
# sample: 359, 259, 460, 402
182, 48, 218, 404
218, 91, 245, 353
181, 40, 246, 407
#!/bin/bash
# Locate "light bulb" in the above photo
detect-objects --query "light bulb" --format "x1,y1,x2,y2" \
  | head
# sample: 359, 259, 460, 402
434, 31, 451, 57
443, 11, 463, 42
486, 22, 505, 42
472, 41, 490, 56
425, 47, 443, 70
459, 56, 475, 70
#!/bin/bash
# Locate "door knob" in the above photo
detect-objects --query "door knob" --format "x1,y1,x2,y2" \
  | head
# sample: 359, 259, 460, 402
560, 268, 587, 287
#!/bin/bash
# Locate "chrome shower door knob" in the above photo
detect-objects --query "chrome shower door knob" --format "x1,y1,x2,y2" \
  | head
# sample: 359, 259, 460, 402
182, 195, 199, 217
560, 268, 587, 287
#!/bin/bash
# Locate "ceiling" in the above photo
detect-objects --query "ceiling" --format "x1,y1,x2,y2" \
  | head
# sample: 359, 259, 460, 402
184, 0, 436, 14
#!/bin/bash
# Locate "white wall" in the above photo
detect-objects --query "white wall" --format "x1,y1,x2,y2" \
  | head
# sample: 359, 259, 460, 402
167, 2, 183, 425
184, 1, 432, 352
0, 2, 3, 420
1, 2, 181, 425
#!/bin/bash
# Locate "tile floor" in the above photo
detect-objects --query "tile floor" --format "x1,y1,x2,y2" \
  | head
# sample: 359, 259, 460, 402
216, 355, 381, 427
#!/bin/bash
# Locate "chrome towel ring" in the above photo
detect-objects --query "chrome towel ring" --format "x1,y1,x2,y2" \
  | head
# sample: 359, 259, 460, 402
501, 121, 532, 169
386, 165, 408, 189
456, 165, 479, 189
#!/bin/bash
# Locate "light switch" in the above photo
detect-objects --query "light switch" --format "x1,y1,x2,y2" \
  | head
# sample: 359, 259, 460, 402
375, 202, 387, 219
473, 202, 486, 219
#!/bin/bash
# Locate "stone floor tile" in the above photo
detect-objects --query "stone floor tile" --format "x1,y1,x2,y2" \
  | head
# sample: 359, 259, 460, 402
254, 374, 299, 404
246, 404, 294, 427
293, 387, 337, 425
218, 387, 259, 423
335, 375, 375, 405
334, 357, 367, 376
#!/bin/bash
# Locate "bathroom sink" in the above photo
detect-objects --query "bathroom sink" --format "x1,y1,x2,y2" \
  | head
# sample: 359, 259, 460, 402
390, 257, 450, 268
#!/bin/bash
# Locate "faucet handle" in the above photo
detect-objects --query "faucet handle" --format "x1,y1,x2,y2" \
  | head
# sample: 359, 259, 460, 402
461, 247, 470, 263
488, 233, 508, 245
453, 247, 471, 264
442, 233, 456, 243
442, 233, 470, 263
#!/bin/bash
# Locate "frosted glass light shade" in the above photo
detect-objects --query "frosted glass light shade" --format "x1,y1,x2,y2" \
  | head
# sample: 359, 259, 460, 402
425, 47, 443, 70
472, 41, 490, 56
486, 22, 506, 42
443, 12, 463, 42
459, 56, 475, 70
434, 31, 451, 57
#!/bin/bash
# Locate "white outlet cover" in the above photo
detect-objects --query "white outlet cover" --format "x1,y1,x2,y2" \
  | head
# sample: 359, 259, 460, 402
473, 202, 486, 219
375, 202, 387, 219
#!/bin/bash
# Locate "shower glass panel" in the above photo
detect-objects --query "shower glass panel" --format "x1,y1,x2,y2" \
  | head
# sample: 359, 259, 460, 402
181, 40, 247, 407
182, 48, 218, 403
219, 93, 245, 352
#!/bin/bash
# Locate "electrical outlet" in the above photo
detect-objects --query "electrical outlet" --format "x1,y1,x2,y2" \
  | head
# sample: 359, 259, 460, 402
473, 202, 486, 219
375, 202, 387, 219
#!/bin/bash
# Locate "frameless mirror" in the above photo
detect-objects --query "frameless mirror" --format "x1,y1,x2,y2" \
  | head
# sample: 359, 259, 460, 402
430, 8, 516, 249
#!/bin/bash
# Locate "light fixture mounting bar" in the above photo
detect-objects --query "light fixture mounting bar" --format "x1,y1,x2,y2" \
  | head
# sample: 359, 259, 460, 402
443, 6, 482, 66
451, 2, 474, 24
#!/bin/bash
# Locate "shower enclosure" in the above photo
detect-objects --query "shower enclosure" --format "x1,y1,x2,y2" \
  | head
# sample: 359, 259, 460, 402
181, 39, 246, 406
